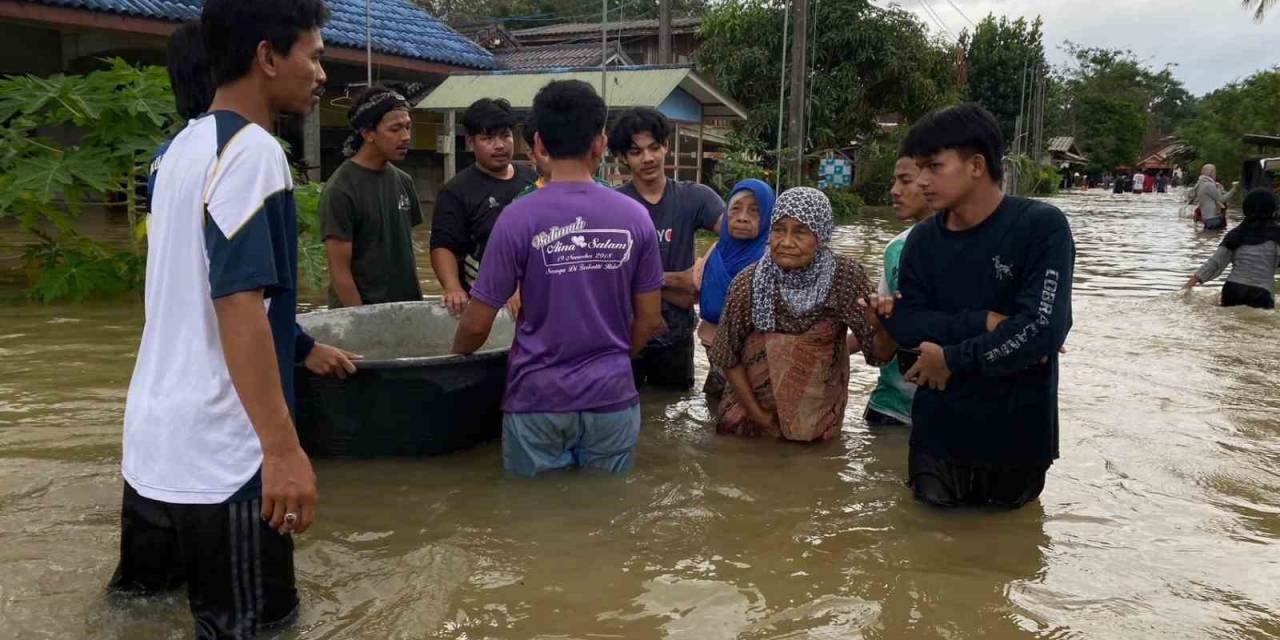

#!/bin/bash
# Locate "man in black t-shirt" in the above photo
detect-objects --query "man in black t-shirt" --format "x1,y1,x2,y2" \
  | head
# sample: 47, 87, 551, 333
884, 104, 1075, 510
609, 108, 725, 391
321, 87, 423, 308
429, 98, 537, 315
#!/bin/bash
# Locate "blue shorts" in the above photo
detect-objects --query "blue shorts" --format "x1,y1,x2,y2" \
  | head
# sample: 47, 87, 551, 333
502, 404, 641, 477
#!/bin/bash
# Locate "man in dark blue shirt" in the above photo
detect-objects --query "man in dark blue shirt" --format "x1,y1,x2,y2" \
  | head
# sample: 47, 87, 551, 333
609, 108, 724, 391
884, 104, 1075, 509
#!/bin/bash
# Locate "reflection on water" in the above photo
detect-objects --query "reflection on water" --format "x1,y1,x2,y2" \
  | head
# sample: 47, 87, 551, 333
1, 190, 1278, 638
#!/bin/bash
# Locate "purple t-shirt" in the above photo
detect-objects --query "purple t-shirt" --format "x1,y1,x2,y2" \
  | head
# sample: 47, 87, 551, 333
470, 181, 664, 413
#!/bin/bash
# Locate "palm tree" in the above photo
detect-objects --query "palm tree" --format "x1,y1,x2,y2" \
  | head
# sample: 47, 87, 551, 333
1242, 0, 1275, 21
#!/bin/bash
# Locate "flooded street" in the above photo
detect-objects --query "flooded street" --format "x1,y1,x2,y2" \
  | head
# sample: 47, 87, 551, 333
1, 190, 1277, 639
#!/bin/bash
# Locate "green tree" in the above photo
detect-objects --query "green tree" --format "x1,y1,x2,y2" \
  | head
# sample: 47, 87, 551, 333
0, 59, 176, 301
960, 15, 1047, 144
698, 0, 958, 175
1054, 46, 1194, 173
1177, 69, 1280, 184
1242, 0, 1276, 21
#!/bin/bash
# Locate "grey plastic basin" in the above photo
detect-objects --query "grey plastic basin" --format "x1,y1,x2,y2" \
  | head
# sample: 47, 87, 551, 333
294, 301, 514, 457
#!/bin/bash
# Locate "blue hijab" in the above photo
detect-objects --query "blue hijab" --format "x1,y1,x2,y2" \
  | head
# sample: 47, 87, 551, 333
699, 179, 775, 323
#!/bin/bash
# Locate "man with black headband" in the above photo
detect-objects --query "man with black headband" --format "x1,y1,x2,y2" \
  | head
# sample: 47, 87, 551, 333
429, 98, 537, 316
320, 86, 424, 308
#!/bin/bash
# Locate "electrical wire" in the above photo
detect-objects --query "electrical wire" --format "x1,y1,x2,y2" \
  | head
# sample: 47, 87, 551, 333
918, 0, 956, 41
943, 0, 976, 27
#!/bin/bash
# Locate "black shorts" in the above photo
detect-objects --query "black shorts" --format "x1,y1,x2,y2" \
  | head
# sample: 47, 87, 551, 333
863, 405, 909, 427
907, 446, 1047, 509
632, 338, 695, 391
108, 482, 298, 639
1221, 281, 1275, 309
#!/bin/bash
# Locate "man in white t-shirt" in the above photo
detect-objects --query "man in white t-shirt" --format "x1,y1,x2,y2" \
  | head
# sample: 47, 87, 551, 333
107, 1, 355, 636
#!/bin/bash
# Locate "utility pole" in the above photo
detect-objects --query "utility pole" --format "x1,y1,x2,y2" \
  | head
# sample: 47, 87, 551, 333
773, 0, 790, 192
787, 0, 808, 184
658, 0, 672, 64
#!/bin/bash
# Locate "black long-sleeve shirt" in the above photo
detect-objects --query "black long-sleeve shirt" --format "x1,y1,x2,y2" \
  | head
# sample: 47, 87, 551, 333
885, 195, 1075, 467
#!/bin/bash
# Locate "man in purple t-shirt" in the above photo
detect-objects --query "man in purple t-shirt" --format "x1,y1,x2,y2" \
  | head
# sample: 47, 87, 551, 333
451, 80, 666, 477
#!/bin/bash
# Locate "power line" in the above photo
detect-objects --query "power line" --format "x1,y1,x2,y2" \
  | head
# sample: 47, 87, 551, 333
942, 0, 976, 27
918, 0, 956, 41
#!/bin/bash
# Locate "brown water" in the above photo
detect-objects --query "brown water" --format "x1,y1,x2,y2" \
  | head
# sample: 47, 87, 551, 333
1, 190, 1278, 639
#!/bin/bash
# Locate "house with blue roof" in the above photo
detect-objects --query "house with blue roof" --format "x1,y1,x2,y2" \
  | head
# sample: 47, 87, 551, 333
0, 0, 496, 200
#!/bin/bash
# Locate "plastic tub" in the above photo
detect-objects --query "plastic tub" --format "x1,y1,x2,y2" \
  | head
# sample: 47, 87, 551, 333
294, 301, 514, 457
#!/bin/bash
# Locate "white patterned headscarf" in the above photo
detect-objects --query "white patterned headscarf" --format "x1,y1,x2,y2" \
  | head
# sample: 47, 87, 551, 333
751, 187, 837, 332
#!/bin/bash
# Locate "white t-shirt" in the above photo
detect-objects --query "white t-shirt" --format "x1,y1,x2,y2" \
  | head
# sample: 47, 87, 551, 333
1133, 173, 1145, 190
123, 111, 304, 504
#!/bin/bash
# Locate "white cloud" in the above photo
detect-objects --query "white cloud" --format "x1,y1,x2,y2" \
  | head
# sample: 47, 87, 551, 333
881, 0, 1279, 94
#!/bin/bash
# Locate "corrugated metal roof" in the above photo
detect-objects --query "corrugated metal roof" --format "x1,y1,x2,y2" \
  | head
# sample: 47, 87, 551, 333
512, 16, 700, 39
495, 43, 632, 70
415, 66, 747, 121
1047, 136, 1075, 153
29, 0, 495, 69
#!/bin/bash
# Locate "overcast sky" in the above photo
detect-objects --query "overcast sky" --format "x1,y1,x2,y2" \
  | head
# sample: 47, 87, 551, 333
880, 0, 1278, 95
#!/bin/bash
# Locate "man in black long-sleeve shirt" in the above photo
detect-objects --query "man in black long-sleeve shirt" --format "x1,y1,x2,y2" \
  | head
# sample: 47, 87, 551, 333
883, 104, 1075, 509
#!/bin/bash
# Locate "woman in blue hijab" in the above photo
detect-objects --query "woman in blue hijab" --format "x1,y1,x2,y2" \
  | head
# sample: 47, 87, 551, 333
695, 179, 775, 395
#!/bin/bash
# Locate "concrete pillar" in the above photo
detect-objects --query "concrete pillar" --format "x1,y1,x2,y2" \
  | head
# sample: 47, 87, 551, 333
696, 119, 705, 184
442, 110, 457, 183
303, 107, 322, 182
672, 122, 681, 182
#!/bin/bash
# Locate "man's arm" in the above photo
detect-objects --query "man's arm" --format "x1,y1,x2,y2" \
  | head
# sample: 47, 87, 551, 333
631, 289, 665, 356
319, 187, 361, 307
453, 207, 522, 352
661, 270, 699, 309
451, 299, 499, 355
695, 184, 726, 234
882, 231, 990, 348
941, 217, 1074, 377
215, 291, 316, 534
430, 248, 470, 314
428, 189, 472, 315
324, 239, 363, 307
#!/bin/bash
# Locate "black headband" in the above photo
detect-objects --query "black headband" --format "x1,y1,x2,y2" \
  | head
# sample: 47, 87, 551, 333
342, 90, 410, 157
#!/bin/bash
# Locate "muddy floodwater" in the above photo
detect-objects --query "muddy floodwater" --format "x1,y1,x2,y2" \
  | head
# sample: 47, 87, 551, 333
1, 190, 1277, 639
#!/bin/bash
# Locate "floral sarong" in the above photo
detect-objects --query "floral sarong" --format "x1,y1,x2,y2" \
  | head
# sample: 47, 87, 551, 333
716, 320, 849, 441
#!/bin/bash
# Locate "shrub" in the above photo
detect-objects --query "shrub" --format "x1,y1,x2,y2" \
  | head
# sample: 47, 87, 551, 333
824, 188, 864, 222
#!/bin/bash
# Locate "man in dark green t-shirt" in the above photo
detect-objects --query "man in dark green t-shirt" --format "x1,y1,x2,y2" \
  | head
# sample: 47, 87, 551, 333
321, 87, 423, 308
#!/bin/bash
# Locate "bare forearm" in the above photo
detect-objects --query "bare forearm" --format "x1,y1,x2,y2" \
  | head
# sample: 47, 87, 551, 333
451, 327, 488, 355
663, 269, 698, 296
630, 314, 664, 357
451, 301, 499, 355
869, 329, 897, 364
725, 365, 763, 415
430, 248, 465, 292
214, 293, 299, 454
330, 269, 363, 307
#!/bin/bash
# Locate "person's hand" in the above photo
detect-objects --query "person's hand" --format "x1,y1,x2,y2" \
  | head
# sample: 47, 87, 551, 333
986, 311, 1008, 332
1183, 274, 1200, 291
442, 288, 470, 317
746, 405, 777, 435
905, 342, 950, 390
857, 293, 897, 331
261, 444, 317, 535
505, 290, 522, 319
305, 343, 359, 379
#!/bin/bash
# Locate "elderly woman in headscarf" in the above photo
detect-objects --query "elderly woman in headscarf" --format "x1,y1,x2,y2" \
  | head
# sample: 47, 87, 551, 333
1191, 164, 1233, 231
708, 187, 896, 441
694, 179, 775, 395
